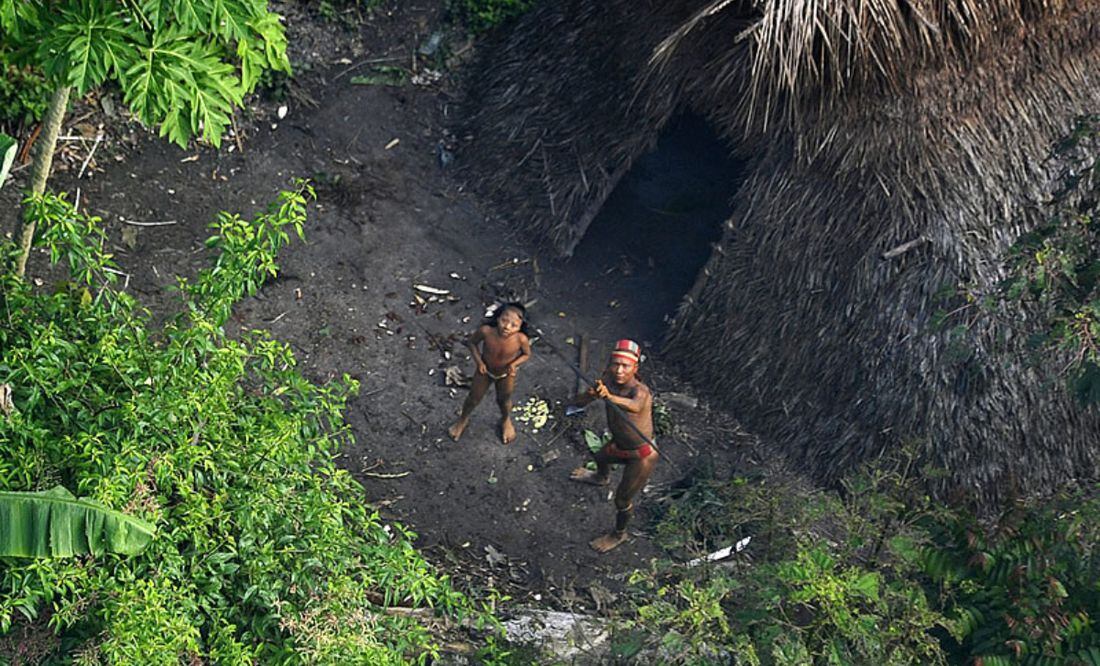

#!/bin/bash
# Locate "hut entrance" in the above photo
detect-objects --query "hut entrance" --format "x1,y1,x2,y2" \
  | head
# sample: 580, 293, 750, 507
564, 115, 743, 346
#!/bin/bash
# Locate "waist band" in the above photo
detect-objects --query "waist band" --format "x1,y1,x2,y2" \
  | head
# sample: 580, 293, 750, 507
605, 442, 654, 460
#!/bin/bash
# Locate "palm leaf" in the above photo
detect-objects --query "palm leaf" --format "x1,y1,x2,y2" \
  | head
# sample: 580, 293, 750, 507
0, 486, 155, 557
0, 132, 16, 190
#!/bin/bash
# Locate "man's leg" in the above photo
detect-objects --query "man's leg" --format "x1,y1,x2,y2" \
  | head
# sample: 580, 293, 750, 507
495, 374, 516, 444
570, 445, 618, 486
448, 371, 491, 441
590, 450, 659, 553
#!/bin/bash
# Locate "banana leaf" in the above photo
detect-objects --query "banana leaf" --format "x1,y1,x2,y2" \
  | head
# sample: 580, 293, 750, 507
0, 486, 155, 557
0, 132, 15, 190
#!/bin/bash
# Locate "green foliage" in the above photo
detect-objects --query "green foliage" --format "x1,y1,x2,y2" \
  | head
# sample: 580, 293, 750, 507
583, 428, 611, 453
0, 186, 485, 662
311, 0, 378, 27
990, 114, 1100, 403
630, 453, 950, 665
0, 0, 290, 147
350, 65, 409, 87
0, 132, 15, 190
447, 0, 534, 32
652, 398, 674, 437
630, 446, 1100, 665
0, 486, 155, 557
921, 488, 1100, 665
0, 47, 50, 127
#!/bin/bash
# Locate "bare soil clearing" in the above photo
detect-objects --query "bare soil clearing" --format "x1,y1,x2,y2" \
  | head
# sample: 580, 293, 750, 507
2, 2, 793, 612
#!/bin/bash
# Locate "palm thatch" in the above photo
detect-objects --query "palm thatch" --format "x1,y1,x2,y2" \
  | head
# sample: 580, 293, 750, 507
456, 0, 1100, 503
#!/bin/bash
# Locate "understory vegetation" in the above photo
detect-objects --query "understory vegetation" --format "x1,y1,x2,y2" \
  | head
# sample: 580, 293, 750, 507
0, 187, 489, 663
936, 114, 1100, 405
998, 115, 1100, 403
0, 45, 49, 132
447, 0, 533, 32
624, 452, 1100, 665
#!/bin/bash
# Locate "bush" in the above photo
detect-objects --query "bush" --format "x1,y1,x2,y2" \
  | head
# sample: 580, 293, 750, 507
0, 186, 489, 663
625, 448, 1100, 665
924, 488, 1100, 665
0, 47, 49, 129
627, 457, 950, 665
448, 0, 534, 32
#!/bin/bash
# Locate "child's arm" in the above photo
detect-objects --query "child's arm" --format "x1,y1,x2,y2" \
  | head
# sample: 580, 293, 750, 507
466, 326, 489, 375
507, 334, 532, 376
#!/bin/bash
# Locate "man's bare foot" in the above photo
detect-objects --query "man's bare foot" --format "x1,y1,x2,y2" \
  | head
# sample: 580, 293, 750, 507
589, 531, 628, 553
569, 467, 609, 486
448, 419, 468, 441
501, 417, 516, 445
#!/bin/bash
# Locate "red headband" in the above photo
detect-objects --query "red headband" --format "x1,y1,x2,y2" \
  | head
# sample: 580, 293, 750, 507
611, 339, 641, 365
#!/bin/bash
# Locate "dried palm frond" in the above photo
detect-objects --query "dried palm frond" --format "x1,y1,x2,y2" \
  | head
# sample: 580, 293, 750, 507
651, 0, 1081, 129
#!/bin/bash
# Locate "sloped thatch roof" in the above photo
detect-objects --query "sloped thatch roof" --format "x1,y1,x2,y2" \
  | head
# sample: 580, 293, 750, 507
457, 0, 1100, 503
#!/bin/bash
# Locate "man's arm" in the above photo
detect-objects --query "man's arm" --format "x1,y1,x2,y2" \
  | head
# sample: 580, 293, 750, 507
595, 382, 650, 414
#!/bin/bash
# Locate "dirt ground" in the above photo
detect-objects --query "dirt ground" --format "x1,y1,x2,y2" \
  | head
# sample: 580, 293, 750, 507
1, 1, 789, 615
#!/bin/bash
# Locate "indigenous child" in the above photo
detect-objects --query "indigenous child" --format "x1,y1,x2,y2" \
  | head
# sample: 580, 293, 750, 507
568, 339, 659, 553
448, 303, 532, 444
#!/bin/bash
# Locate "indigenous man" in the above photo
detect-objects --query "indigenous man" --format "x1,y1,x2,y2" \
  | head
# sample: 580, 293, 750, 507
448, 303, 532, 444
569, 339, 658, 553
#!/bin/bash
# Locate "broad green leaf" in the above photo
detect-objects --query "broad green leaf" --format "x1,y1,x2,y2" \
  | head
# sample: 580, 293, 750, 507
0, 132, 16, 190
123, 28, 243, 147
36, 0, 141, 94
0, 485, 155, 557
248, 11, 290, 75
851, 572, 880, 601
0, 0, 43, 36
584, 429, 606, 453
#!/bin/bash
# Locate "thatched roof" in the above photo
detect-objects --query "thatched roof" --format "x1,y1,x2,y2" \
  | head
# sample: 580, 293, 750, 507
456, 0, 1100, 503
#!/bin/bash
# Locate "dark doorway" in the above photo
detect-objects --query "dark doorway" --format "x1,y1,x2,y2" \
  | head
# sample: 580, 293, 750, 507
560, 115, 744, 348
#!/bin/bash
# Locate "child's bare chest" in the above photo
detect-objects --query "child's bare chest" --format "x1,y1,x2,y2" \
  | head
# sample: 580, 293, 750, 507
482, 333, 520, 359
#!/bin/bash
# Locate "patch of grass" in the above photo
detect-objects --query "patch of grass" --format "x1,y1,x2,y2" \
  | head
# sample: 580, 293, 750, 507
350, 65, 409, 87
448, 0, 534, 32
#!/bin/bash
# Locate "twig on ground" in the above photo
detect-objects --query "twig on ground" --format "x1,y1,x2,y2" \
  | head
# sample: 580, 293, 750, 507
230, 114, 244, 153
333, 55, 409, 81
490, 257, 530, 272
120, 218, 178, 227
77, 133, 103, 179
364, 471, 410, 479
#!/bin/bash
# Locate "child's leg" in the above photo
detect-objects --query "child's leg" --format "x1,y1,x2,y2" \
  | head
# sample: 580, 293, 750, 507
495, 374, 516, 444
448, 371, 491, 441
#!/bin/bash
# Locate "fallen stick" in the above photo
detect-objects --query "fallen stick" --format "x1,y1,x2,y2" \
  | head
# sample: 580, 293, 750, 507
120, 218, 178, 227
230, 114, 244, 153
575, 332, 588, 396
333, 54, 409, 81
77, 133, 103, 179
18, 123, 41, 163
489, 257, 530, 272
363, 471, 410, 479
